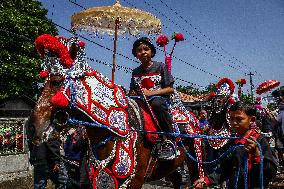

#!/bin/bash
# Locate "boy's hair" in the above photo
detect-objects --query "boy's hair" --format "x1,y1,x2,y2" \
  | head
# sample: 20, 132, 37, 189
229, 101, 256, 116
132, 37, 156, 58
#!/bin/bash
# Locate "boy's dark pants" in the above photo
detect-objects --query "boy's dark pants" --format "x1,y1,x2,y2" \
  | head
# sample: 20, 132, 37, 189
149, 97, 172, 133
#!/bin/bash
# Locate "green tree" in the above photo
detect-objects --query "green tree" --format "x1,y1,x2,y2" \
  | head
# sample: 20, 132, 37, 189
176, 83, 216, 96
240, 93, 254, 104
176, 85, 201, 96
0, 0, 57, 102
204, 83, 216, 93
267, 102, 277, 111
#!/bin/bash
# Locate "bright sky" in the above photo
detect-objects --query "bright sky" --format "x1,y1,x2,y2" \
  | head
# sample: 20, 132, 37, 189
39, 0, 284, 96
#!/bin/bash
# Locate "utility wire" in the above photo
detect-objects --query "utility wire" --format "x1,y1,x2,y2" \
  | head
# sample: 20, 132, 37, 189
55, 23, 139, 64
67, 0, 263, 82
0, 26, 207, 89
157, 0, 262, 77
64, 0, 221, 79
56, 23, 206, 88
137, 0, 242, 72
87, 56, 206, 88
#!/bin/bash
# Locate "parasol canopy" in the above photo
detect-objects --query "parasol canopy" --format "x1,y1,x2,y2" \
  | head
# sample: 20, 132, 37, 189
256, 80, 280, 95
71, 0, 161, 82
71, 0, 161, 36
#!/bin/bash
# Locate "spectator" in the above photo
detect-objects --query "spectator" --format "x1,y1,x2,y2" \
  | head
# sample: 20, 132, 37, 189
30, 129, 68, 189
274, 86, 284, 167
199, 109, 209, 133
72, 127, 91, 189
63, 127, 82, 188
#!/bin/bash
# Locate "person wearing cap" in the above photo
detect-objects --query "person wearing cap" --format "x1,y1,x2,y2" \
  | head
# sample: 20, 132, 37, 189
29, 129, 68, 189
129, 37, 175, 142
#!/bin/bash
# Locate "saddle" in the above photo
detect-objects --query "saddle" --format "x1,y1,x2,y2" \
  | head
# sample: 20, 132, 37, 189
135, 98, 180, 160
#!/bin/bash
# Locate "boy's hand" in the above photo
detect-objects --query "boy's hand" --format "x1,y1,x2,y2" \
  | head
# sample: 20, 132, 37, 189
244, 136, 260, 157
142, 88, 152, 96
128, 90, 137, 96
193, 177, 206, 189
53, 164, 60, 173
203, 125, 210, 133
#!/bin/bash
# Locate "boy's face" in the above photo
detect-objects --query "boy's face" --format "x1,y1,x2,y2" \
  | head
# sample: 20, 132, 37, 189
229, 110, 255, 136
135, 43, 152, 64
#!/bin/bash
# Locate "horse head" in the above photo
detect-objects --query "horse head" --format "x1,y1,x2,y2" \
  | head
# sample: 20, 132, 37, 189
208, 78, 235, 127
30, 34, 90, 142
32, 34, 130, 142
207, 78, 236, 149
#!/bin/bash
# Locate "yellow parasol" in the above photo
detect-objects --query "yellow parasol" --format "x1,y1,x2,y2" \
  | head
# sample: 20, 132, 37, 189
71, 0, 162, 82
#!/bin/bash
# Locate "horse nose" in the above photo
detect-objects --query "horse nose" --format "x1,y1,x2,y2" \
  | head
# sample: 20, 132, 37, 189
53, 111, 69, 126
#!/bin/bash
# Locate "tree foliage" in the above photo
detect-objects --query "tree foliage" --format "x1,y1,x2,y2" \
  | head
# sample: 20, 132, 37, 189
0, 0, 57, 102
240, 93, 254, 104
267, 102, 278, 111
176, 83, 216, 96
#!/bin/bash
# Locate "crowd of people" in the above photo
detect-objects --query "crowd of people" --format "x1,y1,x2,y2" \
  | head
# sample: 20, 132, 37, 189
29, 36, 284, 189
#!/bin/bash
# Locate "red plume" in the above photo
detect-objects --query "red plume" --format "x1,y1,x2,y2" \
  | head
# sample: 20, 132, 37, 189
228, 96, 236, 105
216, 78, 235, 94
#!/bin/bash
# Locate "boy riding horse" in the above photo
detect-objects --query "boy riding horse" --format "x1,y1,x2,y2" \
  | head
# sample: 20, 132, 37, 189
129, 37, 177, 159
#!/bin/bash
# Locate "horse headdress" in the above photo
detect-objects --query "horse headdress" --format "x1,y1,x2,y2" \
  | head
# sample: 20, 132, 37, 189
207, 77, 236, 149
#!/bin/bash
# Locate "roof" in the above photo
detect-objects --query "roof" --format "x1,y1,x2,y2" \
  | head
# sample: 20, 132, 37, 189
177, 91, 208, 102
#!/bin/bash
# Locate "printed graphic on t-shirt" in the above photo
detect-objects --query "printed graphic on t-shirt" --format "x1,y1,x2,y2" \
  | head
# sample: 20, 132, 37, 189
133, 72, 162, 91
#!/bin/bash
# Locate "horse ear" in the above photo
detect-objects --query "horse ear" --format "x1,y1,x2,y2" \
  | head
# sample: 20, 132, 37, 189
69, 43, 79, 60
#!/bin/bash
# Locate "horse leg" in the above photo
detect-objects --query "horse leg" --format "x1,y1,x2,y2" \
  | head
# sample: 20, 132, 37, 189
128, 142, 152, 189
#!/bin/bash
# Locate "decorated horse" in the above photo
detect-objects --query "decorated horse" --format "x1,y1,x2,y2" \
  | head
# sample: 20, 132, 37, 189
28, 34, 205, 189
206, 78, 236, 150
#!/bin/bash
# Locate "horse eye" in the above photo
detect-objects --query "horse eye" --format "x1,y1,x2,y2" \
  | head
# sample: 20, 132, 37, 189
51, 80, 63, 87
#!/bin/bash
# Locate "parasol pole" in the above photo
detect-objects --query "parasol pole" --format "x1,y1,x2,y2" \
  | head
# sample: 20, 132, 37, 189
112, 17, 120, 82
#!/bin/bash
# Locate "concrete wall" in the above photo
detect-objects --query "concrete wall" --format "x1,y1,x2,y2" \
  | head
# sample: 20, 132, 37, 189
0, 153, 31, 182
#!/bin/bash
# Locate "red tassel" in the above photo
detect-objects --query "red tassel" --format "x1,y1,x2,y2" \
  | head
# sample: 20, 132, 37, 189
51, 91, 69, 108
39, 71, 49, 78
79, 41, 85, 48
